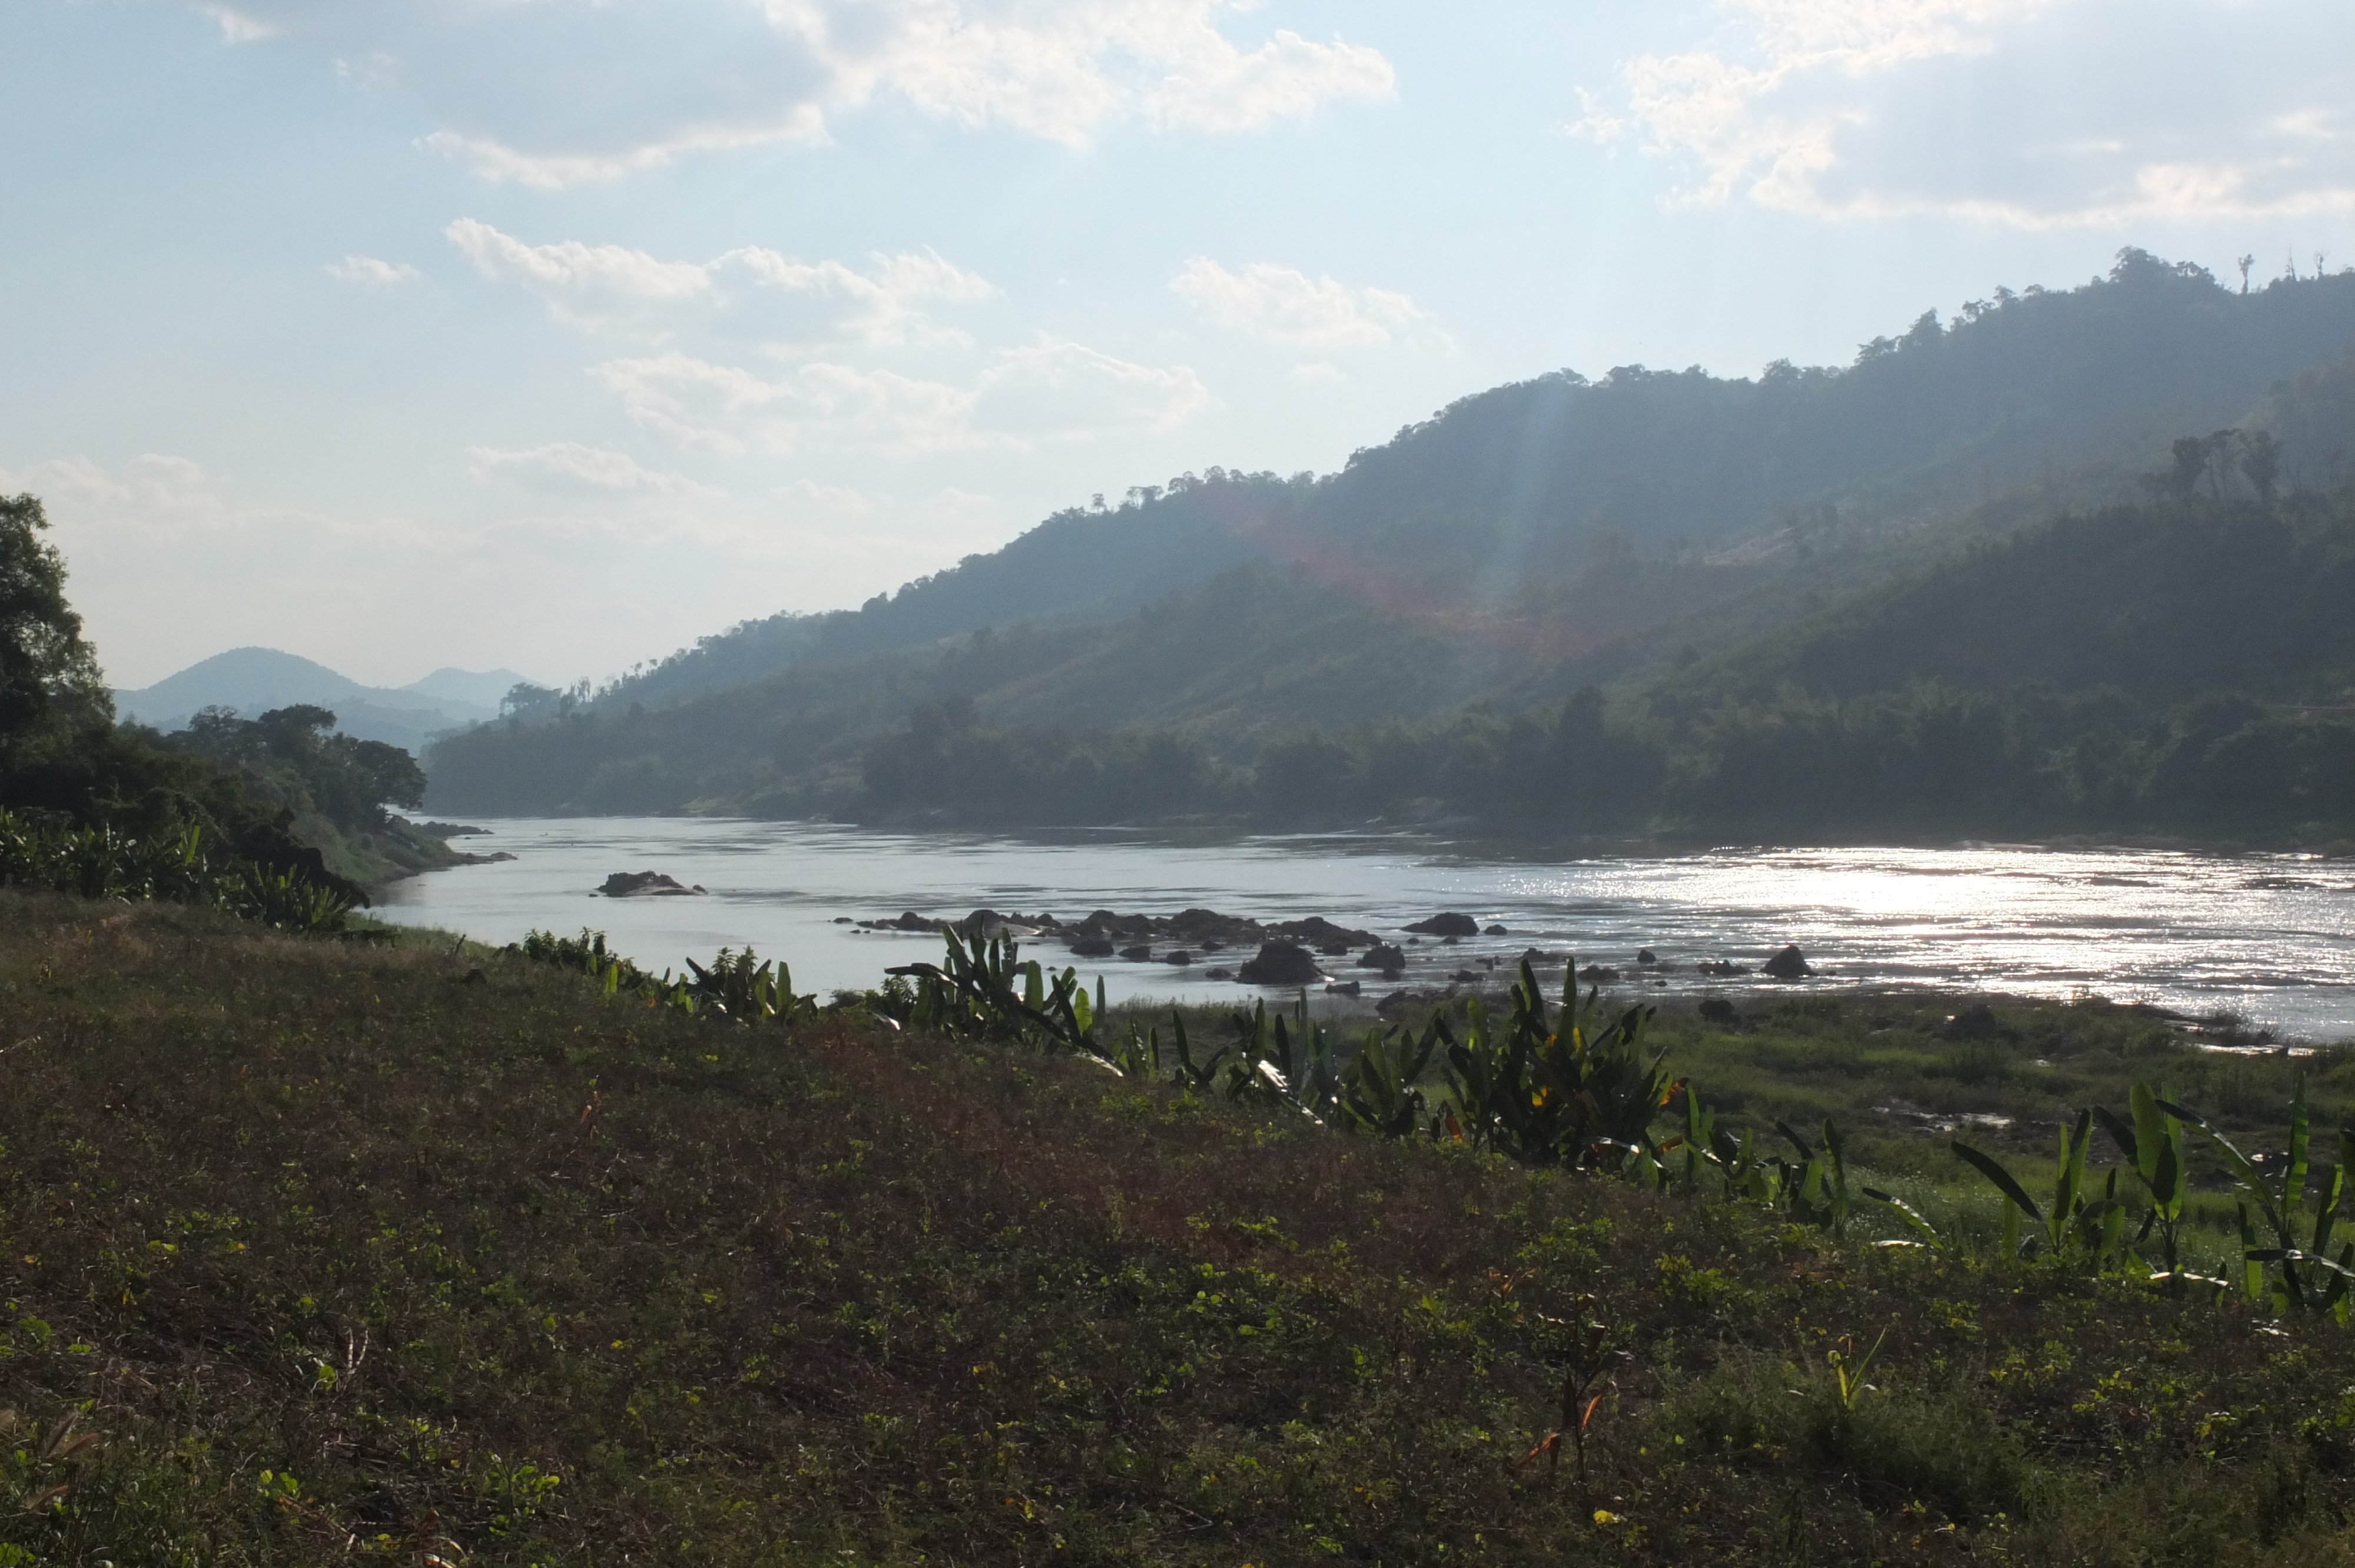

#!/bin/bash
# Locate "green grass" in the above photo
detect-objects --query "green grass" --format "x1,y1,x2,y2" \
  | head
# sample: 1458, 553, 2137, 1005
6, 892, 2355, 1563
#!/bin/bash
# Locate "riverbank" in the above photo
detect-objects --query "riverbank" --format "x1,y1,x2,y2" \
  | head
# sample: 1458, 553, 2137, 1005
8, 889, 2355, 1564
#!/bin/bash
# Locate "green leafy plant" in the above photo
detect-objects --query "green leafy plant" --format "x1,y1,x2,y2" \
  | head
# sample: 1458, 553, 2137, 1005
2169, 1078, 2355, 1315
1952, 1109, 2123, 1262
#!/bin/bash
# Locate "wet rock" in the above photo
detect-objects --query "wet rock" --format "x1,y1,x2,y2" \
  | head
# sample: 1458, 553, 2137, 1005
1485, 923, 1510, 935
1452, 968, 1480, 982
1358, 942, 1407, 974
1163, 949, 1193, 966
1580, 965, 1621, 982
599, 871, 705, 897
1205, 967, 1233, 981
1637, 948, 1658, 965
1697, 959, 1750, 977
832, 916, 854, 925
864, 910, 946, 932
1119, 945, 1153, 962
1325, 979, 1362, 997
1762, 944, 1813, 980
1238, 941, 1323, 986
1069, 936, 1116, 958
1272, 915, 1378, 948
1404, 913, 1480, 937
1520, 948, 1560, 968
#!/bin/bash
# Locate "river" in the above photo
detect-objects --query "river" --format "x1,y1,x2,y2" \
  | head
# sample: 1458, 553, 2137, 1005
372, 818, 2355, 1039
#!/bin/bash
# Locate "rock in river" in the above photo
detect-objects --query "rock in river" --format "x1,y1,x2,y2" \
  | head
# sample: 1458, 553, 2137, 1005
599, 871, 705, 897
1237, 941, 1324, 986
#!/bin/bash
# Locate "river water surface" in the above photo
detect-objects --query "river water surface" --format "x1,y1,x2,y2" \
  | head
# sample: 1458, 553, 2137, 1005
373, 818, 2355, 1039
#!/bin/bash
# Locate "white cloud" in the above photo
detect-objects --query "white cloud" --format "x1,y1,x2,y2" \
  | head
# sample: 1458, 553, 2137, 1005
467, 442, 717, 497
0, 454, 237, 547
1574, 0, 2057, 208
776, 0, 1394, 144
1574, 0, 2355, 227
200, 5, 275, 44
772, 477, 871, 511
325, 254, 420, 285
446, 220, 993, 343
447, 220, 711, 314
1171, 257, 1423, 348
595, 338, 1209, 454
420, 113, 830, 191
970, 337, 1213, 438
179, 1, 1392, 188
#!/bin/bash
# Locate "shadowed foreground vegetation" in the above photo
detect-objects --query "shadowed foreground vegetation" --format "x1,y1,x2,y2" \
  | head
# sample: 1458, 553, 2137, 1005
9, 896, 2355, 1563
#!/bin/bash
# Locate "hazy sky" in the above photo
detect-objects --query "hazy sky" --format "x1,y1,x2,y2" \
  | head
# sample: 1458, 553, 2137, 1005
4, 0, 2350, 690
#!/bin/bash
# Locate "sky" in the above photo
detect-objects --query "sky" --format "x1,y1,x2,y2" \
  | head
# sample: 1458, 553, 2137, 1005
3, 0, 2351, 691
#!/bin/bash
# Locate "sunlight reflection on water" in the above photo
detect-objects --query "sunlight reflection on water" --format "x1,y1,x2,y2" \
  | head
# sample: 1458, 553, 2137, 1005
374, 822, 2355, 1039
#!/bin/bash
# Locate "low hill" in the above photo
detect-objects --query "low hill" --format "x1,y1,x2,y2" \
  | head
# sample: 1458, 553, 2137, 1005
402, 665, 535, 709
11, 893, 2355, 1563
116, 646, 526, 753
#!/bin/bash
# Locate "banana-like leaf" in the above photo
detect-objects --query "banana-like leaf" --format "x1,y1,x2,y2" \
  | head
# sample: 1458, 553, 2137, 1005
1862, 1186, 1943, 1247
2247, 1247, 2355, 1281
2284, 1075, 2312, 1215
1952, 1140, 2045, 1227
2094, 1104, 2139, 1169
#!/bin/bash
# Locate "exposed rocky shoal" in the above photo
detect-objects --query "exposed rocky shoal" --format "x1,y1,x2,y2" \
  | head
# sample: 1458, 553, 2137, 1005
599, 871, 706, 897
850, 904, 1815, 999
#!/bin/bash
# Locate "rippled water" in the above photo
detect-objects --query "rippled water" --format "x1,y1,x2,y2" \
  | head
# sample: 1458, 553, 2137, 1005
373, 818, 2355, 1038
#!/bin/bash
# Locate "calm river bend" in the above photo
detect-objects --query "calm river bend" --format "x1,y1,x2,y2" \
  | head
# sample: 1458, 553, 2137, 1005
373, 818, 2355, 1041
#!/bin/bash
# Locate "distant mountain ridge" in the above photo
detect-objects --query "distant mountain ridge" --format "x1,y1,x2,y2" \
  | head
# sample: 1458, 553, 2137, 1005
115, 647, 532, 756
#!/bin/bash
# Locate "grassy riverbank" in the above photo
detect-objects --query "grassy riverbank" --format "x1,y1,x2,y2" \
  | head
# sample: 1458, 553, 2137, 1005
5, 892, 2355, 1564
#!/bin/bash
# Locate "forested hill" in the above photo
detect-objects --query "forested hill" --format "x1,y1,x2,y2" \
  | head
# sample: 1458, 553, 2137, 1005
573, 250, 2355, 717
426, 253, 2355, 838
601, 476, 1289, 712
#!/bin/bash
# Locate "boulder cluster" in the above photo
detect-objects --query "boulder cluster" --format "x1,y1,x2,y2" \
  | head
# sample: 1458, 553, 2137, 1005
597, 871, 706, 897
844, 901, 1820, 997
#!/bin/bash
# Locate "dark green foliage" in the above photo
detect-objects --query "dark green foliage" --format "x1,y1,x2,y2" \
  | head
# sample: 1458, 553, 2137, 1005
861, 697, 1234, 824
1653, 1347, 2041, 1525
0, 495, 110, 763
432, 480, 2355, 843
510, 928, 811, 1022
0, 808, 358, 932
166, 705, 426, 835
0, 499, 432, 894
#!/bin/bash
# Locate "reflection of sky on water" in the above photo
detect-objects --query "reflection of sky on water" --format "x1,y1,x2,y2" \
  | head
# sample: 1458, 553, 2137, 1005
376, 822, 2355, 1039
